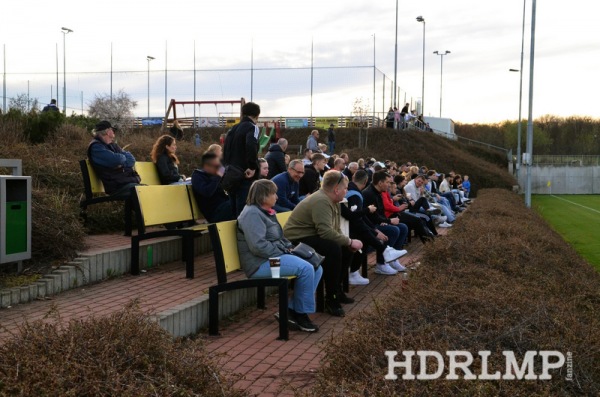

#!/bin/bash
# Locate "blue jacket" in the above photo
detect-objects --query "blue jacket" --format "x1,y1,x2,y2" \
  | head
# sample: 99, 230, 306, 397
271, 171, 300, 210
87, 137, 138, 194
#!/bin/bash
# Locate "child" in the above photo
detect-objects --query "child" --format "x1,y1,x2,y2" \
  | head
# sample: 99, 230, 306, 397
462, 175, 471, 198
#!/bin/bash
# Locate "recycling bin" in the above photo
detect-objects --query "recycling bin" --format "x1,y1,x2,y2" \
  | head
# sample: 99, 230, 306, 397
1, 176, 32, 263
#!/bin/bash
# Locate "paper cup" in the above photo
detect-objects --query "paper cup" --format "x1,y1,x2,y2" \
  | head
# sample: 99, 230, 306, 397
269, 257, 281, 278
270, 267, 281, 278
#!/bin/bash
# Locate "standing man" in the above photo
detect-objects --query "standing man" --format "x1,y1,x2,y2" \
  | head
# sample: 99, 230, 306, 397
42, 99, 60, 112
400, 103, 409, 130
306, 130, 321, 153
327, 123, 336, 155
265, 138, 288, 179
87, 121, 140, 199
223, 102, 261, 217
284, 171, 363, 317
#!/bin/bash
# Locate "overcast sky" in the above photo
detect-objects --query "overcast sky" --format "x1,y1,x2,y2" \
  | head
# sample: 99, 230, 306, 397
1, 0, 599, 123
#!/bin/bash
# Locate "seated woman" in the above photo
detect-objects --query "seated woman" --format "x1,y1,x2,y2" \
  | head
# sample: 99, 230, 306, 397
151, 135, 186, 185
237, 179, 323, 333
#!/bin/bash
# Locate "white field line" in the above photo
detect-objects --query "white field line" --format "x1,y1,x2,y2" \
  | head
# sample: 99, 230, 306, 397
550, 195, 600, 215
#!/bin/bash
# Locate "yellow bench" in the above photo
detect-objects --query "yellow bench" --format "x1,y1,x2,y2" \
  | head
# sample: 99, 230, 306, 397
79, 160, 163, 235
207, 211, 324, 340
131, 184, 209, 279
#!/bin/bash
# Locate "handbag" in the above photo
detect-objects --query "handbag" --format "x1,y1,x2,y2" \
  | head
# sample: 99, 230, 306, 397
220, 164, 245, 193
291, 242, 325, 270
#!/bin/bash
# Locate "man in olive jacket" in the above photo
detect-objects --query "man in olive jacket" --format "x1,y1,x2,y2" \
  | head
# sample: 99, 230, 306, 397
284, 170, 363, 318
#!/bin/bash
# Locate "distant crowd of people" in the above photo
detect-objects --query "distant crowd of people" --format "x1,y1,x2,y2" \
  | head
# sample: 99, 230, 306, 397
386, 102, 433, 132
86, 101, 471, 334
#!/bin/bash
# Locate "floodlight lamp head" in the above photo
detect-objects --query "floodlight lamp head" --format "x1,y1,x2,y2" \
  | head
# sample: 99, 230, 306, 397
433, 51, 439, 55
509, 68, 519, 72
147, 56, 155, 61
445, 51, 451, 55
61, 27, 73, 33
416, 16, 424, 22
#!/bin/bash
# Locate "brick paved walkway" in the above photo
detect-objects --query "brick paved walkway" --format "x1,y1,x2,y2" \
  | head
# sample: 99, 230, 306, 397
0, 228, 445, 396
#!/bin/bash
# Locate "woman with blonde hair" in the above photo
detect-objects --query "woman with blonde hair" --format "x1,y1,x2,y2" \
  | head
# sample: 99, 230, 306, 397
151, 135, 185, 184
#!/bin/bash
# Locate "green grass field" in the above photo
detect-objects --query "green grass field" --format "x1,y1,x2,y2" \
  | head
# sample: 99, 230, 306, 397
533, 195, 600, 271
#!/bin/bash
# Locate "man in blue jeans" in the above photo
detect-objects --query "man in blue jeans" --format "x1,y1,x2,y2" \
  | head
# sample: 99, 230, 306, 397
222, 102, 261, 217
362, 170, 409, 275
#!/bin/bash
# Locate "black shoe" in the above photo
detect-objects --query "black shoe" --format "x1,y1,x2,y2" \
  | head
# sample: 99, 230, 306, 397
274, 309, 299, 330
294, 313, 319, 332
338, 291, 355, 304
325, 299, 345, 317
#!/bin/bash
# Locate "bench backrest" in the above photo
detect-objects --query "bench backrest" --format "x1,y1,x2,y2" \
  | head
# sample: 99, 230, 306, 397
186, 185, 208, 221
135, 185, 194, 227
80, 159, 106, 196
209, 213, 290, 284
135, 162, 162, 186
209, 220, 241, 284
275, 211, 292, 227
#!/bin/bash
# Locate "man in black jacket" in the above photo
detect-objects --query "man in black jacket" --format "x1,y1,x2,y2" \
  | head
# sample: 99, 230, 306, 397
299, 153, 327, 197
362, 170, 409, 274
265, 138, 288, 179
222, 102, 261, 217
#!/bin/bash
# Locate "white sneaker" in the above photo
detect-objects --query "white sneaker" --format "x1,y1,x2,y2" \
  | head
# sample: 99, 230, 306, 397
389, 260, 407, 272
382, 246, 407, 263
434, 215, 447, 225
349, 270, 370, 285
374, 263, 398, 275
438, 221, 453, 228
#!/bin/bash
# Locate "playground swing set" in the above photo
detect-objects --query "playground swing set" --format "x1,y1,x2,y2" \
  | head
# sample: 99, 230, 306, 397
161, 98, 280, 153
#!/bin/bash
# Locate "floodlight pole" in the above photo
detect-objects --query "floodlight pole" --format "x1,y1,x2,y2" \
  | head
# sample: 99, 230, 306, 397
434, 50, 450, 117
525, 0, 537, 208
393, 0, 398, 107
61, 27, 73, 113
416, 16, 426, 116
147, 55, 155, 118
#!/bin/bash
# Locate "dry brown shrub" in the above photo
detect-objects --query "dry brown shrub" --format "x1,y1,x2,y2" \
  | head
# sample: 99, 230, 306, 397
306, 189, 600, 396
0, 302, 248, 397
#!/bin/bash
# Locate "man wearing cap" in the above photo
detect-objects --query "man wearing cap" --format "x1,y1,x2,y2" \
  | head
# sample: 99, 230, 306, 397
327, 123, 336, 155
87, 121, 140, 199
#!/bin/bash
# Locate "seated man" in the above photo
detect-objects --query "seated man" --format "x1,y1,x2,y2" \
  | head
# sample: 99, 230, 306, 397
191, 152, 234, 223
271, 160, 303, 212
343, 170, 406, 285
343, 161, 359, 180
301, 148, 313, 166
405, 174, 454, 227
362, 170, 409, 274
87, 120, 140, 199
299, 153, 327, 197
284, 171, 363, 318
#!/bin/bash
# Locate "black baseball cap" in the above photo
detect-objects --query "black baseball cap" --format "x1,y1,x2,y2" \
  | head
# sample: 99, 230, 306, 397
95, 120, 118, 132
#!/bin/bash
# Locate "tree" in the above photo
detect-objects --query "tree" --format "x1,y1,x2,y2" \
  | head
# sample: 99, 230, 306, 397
9, 93, 39, 113
87, 90, 137, 129
352, 97, 371, 149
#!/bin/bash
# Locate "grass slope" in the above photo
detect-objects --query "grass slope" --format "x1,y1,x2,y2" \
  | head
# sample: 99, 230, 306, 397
533, 194, 600, 271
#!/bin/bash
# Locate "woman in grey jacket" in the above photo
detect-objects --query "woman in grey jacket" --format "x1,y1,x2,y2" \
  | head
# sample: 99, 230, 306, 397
237, 180, 323, 333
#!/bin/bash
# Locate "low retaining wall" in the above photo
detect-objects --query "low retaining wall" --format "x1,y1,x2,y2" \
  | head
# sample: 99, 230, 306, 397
517, 165, 600, 194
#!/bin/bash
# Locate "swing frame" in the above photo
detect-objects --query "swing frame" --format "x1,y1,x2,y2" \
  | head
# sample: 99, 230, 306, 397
161, 98, 246, 129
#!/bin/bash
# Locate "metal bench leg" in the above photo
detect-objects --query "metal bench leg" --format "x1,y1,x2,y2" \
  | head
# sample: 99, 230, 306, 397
343, 261, 349, 293
131, 237, 140, 275
208, 288, 220, 336
361, 252, 368, 278
185, 236, 194, 279
277, 280, 289, 340
124, 199, 133, 237
257, 286, 266, 309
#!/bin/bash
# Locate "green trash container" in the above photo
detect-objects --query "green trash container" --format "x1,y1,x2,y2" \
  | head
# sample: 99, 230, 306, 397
6, 201, 27, 255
